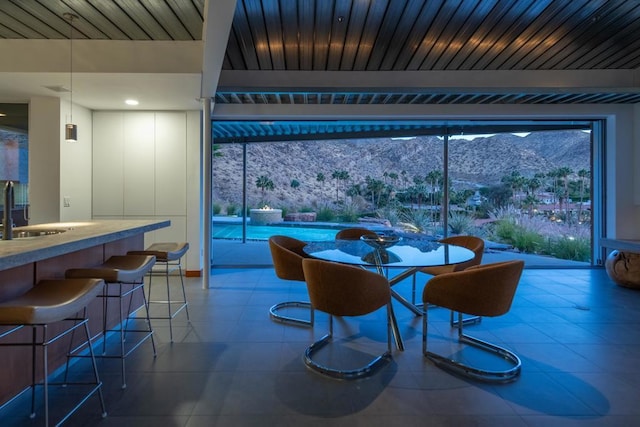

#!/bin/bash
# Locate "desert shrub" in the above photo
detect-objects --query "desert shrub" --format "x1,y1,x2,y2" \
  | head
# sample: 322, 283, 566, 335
375, 201, 403, 227
213, 203, 222, 215
397, 208, 436, 235
338, 203, 360, 223
511, 227, 545, 253
490, 217, 544, 253
276, 206, 288, 218
448, 211, 474, 235
316, 207, 335, 222
226, 203, 239, 216
549, 236, 591, 262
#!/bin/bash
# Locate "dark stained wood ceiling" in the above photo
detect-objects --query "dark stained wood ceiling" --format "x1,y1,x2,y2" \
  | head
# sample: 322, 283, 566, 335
0, 0, 204, 40
1, 0, 640, 109
223, 0, 640, 71
2, 0, 639, 71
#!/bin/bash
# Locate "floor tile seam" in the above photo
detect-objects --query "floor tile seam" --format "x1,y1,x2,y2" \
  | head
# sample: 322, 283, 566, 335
540, 371, 623, 417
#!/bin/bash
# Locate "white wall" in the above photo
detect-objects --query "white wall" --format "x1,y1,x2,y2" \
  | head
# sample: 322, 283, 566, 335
92, 110, 202, 273
28, 96, 61, 224
60, 102, 92, 221
27, 96, 93, 224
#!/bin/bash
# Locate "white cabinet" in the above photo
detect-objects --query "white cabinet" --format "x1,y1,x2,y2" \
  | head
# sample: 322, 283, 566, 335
123, 113, 155, 215
92, 112, 124, 216
155, 112, 187, 216
93, 111, 187, 218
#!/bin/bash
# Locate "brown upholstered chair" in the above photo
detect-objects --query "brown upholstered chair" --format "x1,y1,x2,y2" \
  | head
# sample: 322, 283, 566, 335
422, 260, 524, 383
301, 258, 392, 379
415, 235, 485, 327
335, 227, 378, 240
268, 235, 313, 327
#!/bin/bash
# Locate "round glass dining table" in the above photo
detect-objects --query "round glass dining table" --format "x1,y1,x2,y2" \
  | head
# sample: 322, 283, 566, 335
303, 236, 475, 350
303, 237, 475, 270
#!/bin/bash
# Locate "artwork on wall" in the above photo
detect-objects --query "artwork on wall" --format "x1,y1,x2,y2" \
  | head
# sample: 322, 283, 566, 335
0, 129, 28, 183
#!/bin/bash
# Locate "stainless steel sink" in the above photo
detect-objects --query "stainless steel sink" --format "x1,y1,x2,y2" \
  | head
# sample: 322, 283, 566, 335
0, 229, 67, 239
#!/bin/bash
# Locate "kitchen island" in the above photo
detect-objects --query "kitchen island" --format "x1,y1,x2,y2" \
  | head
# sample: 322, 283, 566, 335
0, 219, 169, 405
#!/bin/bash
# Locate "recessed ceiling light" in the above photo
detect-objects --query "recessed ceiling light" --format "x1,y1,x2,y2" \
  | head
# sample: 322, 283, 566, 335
125, 99, 139, 106
0, 113, 6, 117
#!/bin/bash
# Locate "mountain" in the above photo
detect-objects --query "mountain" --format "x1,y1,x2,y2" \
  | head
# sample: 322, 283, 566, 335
212, 130, 590, 210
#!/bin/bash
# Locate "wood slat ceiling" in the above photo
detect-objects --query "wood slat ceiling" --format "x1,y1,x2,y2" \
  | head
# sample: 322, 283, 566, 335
223, 0, 640, 71
3, 0, 639, 69
213, 90, 640, 105
0, 0, 204, 40
1, 0, 640, 108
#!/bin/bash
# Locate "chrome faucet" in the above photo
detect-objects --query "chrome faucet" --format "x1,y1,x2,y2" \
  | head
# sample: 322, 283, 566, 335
2, 180, 14, 240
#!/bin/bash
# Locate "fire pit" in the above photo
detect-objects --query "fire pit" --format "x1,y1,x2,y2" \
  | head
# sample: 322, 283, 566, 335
249, 206, 283, 226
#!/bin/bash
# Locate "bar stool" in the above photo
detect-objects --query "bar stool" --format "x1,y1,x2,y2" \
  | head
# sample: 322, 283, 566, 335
65, 255, 156, 389
128, 242, 190, 342
0, 278, 107, 426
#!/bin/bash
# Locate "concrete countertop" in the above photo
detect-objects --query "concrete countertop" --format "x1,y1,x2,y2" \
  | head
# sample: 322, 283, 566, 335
0, 219, 170, 271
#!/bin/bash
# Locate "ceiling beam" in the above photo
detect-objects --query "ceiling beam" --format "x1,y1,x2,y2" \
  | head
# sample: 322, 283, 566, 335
218, 70, 640, 93
200, 0, 236, 98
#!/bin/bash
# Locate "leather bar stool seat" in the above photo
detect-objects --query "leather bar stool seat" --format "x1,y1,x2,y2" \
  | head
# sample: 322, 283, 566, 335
0, 278, 107, 426
65, 255, 156, 389
128, 242, 190, 342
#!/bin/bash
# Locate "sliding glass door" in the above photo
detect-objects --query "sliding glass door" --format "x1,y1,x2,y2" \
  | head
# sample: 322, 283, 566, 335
211, 121, 597, 268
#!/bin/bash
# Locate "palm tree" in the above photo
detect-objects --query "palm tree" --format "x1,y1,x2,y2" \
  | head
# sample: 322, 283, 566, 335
255, 175, 274, 200
331, 170, 350, 202
556, 166, 573, 220
547, 169, 562, 212
577, 169, 590, 222
316, 172, 325, 194
365, 176, 385, 208
501, 171, 525, 206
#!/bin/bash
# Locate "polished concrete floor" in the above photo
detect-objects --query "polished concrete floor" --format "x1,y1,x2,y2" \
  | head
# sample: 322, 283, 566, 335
1, 265, 639, 426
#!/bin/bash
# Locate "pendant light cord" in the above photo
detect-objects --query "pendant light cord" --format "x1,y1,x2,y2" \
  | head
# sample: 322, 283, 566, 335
64, 13, 77, 122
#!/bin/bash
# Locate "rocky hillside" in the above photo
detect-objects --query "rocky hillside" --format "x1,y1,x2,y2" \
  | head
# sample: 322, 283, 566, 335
212, 130, 590, 210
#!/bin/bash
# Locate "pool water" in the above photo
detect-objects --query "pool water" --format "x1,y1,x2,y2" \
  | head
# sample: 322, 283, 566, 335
212, 223, 342, 242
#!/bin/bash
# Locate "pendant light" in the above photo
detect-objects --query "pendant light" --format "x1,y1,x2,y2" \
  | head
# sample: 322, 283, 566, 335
63, 13, 78, 142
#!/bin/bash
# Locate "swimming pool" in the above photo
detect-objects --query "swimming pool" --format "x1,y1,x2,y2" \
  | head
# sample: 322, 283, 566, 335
212, 223, 344, 242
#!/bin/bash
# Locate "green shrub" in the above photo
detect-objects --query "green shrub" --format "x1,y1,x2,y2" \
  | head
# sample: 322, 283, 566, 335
316, 207, 335, 222
448, 211, 474, 235
512, 228, 544, 253
492, 218, 544, 253
397, 208, 435, 234
493, 219, 517, 243
213, 203, 222, 215
338, 204, 360, 223
226, 203, 238, 216
550, 236, 590, 262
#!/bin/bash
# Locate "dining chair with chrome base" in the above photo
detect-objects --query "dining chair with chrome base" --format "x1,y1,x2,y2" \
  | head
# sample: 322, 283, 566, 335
334, 227, 377, 240
416, 235, 485, 327
302, 258, 392, 380
422, 260, 524, 383
268, 235, 314, 327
